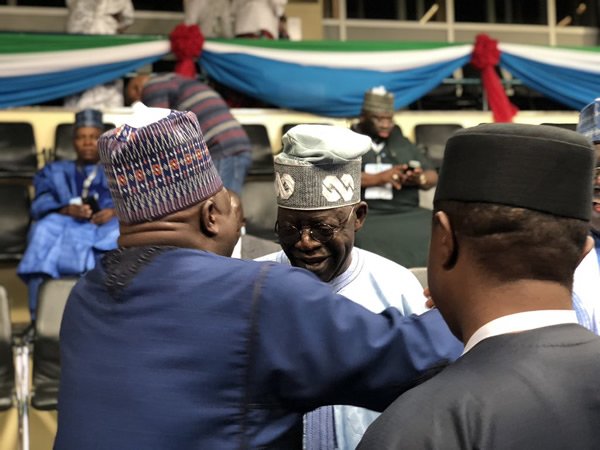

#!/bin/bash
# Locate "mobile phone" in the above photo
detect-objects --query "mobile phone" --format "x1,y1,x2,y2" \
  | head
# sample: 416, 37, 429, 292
404, 160, 422, 173
83, 196, 100, 214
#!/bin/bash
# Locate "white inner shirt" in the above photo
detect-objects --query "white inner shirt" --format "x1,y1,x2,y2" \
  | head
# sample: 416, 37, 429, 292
462, 309, 578, 355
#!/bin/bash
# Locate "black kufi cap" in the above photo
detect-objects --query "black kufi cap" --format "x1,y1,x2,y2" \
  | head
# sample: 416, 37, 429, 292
434, 123, 595, 221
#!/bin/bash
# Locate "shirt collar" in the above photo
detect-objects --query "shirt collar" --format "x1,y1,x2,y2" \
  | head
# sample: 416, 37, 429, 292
463, 310, 578, 355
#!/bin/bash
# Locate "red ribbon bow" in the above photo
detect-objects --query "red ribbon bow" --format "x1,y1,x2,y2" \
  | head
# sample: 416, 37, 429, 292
471, 33, 518, 123
170, 23, 205, 79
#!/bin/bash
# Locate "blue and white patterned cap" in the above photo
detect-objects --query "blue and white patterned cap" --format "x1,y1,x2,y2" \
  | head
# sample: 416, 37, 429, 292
577, 99, 600, 144
75, 108, 103, 130
98, 106, 223, 224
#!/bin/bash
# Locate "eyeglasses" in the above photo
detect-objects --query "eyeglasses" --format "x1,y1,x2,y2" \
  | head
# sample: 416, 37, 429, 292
274, 207, 355, 246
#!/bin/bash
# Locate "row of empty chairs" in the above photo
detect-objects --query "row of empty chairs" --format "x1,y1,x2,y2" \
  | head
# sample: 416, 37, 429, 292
0, 279, 76, 450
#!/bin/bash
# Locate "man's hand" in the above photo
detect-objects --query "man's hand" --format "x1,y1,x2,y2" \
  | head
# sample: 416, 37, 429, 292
91, 208, 116, 225
403, 165, 425, 187
60, 204, 93, 220
380, 166, 406, 190
424, 287, 435, 309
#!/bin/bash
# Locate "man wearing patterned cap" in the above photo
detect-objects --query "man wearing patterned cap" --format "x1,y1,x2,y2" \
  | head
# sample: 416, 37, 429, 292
17, 108, 118, 320
351, 86, 438, 268
574, 99, 600, 334
55, 105, 461, 449
359, 124, 600, 449
258, 124, 428, 449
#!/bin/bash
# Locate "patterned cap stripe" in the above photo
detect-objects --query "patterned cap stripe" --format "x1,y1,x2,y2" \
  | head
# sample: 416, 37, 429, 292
99, 110, 223, 224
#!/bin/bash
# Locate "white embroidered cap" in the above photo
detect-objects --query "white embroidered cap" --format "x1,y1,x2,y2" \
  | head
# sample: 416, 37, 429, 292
274, 124, 372, 210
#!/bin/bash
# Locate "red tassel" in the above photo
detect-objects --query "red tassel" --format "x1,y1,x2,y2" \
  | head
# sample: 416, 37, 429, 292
471, 34, 518, 123
169, 23, 205, 79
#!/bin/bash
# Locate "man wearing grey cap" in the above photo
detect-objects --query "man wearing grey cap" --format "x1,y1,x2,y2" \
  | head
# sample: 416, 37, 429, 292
351, 86, 438, 268
258, 124, 428, 449
359, 124, 600, 449
55, 105, 461, 450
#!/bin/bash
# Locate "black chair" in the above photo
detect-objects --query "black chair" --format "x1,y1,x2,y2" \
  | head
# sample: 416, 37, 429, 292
240, 177, 278, 241
0, 122, 38, 179
30, 278, 77, 411
540, 123, 577, 131
53, 122, 115, 161
239, 124, 278, 240
0, 286, 14, 412
414, 124, 463, 171
242, 124, 274, 176
0, 184, 31, 261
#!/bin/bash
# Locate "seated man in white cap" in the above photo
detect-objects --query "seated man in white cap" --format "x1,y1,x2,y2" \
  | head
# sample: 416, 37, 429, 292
17, 108, 118, 320
55, 105, 462, 449
351, 86, 438, 268
574, 99, 600, 334
257, 124, 427, 449
359, 124, 600, 449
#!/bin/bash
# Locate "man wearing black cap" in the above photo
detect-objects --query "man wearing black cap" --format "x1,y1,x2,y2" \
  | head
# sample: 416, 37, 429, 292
358, 124, 600, 449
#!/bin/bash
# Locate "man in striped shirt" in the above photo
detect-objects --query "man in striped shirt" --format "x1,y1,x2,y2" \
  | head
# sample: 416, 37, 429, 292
127, 73, 252, 194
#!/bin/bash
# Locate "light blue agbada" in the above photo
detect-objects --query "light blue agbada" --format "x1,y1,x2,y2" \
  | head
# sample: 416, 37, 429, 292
17, 160, 119, 316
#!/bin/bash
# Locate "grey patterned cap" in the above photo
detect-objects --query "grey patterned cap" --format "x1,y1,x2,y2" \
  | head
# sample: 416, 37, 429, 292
274, 124, 372, 210
363, 86, 394, 114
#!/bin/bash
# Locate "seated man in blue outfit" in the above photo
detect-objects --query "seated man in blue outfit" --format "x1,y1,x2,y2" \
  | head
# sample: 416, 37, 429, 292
17, 109, 119, 320
257, 124, 428, 450
55, 105, 462, 450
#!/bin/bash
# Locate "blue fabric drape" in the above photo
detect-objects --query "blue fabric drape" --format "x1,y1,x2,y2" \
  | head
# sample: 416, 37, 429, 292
200, 51, 471, 117
0, 56, 159, 108
500, 53, 600, 110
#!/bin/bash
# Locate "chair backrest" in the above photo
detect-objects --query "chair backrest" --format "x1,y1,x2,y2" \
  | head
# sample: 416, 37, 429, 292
31, 278, 78, 411
0, 184, 31, 261
409, 267, 428, 289
0, 286, 14, 411
0, 122, 37, 178
414, 124, 463, 170
53, 123, 115, 161
540, 123, 577, 131
242, 124, 274, 176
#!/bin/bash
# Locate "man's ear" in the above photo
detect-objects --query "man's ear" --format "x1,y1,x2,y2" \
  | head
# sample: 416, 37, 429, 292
578, 235, 595, 265
200, 199, 218, 236
353, 202, 368, 232
433, 211, 458, 269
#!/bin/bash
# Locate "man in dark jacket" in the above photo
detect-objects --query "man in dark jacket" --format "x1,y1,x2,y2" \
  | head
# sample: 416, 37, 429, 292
352, 86, 437, 267
54, 105, 461, 449
359, 124, 600, 450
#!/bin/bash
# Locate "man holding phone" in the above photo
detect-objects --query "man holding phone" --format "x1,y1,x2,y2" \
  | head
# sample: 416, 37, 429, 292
351, 86, 438, 267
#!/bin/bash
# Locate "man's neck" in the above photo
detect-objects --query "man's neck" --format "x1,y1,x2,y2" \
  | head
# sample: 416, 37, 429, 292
457, 280, 574, 345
